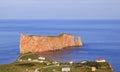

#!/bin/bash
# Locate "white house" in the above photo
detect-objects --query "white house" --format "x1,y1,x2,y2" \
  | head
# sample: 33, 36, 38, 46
38, 57, 45, 60
91, 67, 96, 72
96, 58, 106, 62
52, 61, 58, 65
69, 61, 73, 64
62, 66, 70, 72
80, 60, 87, 64
28, 58, 32, 61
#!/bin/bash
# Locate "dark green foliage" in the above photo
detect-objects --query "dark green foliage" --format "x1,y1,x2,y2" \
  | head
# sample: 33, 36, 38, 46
47, 33, 66, 37
0, 64, 21, 72
58, 33, 65, 37
85, 61, 100, 68
15, 63, 35, 67
20, 53, 39, 60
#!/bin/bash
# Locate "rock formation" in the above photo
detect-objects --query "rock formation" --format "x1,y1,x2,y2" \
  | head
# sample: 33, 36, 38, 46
20, 33, 82, 54
75, 36, 83, 47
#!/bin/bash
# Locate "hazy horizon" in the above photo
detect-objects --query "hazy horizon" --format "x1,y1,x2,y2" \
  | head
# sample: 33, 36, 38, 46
0, 0, 120, 19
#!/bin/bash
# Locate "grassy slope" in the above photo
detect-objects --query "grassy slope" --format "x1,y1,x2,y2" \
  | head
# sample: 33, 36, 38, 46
0, 62, 46, 72
0, 53, 114, 72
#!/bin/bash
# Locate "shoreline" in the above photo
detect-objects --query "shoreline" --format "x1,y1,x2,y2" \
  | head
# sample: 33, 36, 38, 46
0, 52, 114, 72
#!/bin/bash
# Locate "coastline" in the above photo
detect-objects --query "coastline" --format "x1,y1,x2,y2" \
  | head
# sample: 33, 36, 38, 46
0, 52, 114, 72
0, 20, 119, 71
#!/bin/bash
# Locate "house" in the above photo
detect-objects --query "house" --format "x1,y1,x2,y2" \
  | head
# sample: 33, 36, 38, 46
91, 67, 96, 72
34, 68, 40, 72
62, 66, 70, 72
46, 62, 51, 65
38, 57, 45, 60
96, 58, 106, 62
52, 61, 59, 65
28, 58, 32, 61
80, 60, 87, 63
69, 61, 73, 64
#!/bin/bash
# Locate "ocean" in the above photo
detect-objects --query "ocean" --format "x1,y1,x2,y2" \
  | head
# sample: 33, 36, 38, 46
0, 20, 120, 72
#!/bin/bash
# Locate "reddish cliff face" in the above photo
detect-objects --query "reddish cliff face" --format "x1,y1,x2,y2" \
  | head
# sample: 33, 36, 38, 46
20, 34, 82, 54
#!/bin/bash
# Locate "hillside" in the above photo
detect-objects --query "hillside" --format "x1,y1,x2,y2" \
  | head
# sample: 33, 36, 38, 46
0, 53, 114, 72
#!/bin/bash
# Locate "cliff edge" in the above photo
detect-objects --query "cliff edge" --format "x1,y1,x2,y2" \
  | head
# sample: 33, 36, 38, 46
20, 33, 82, 54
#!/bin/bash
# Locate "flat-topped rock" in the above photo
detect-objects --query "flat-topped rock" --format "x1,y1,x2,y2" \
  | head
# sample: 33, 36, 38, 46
20, 33, 82, 54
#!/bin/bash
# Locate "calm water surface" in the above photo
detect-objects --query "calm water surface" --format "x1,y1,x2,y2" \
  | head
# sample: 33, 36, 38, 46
0, 20, 120, 72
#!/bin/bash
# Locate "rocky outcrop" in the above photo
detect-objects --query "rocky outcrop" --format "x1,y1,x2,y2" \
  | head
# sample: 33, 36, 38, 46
76, 36, 83, 47
20, 33, 82, 54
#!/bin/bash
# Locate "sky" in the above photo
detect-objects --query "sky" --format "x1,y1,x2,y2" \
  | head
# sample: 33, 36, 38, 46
0, 0, 120, 19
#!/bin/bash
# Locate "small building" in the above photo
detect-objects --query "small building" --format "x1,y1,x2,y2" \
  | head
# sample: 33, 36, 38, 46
52, 61, 58, 65
46, 62, 51, 65
62, 66, 70, 72
32, 59, 38, 62
34, 68, 40, 72
80, 60, 87, 63
39, 60, 44, 63
91, 67, 96, 72
69, 61, 73, 64
32, 59, 43, 63
96, 58, 106, 62
18, 59, 23, 62
38, 57, 45, 60
28, 58, 32, 61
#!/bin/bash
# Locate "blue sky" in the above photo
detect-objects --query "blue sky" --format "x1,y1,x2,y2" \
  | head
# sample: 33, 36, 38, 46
0, 0, 120, 19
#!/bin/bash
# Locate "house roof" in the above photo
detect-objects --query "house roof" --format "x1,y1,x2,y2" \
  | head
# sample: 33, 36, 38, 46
96, 58, 105, 61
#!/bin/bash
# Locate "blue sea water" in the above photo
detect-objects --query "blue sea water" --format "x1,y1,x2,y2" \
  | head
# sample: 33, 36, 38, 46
0, 20, 120, 72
